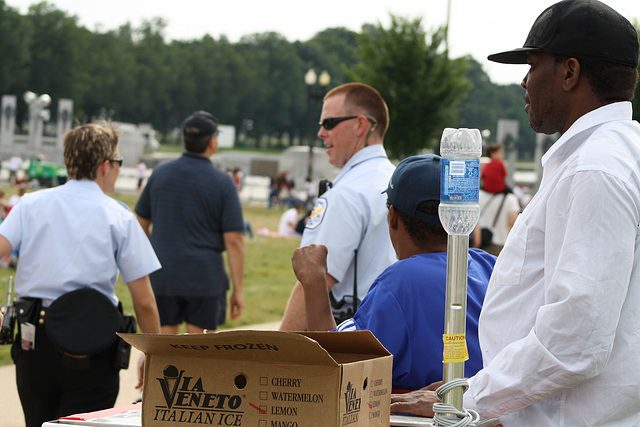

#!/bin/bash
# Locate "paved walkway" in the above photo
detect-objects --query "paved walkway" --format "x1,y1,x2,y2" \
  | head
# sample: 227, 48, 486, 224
0, 321, 280, 426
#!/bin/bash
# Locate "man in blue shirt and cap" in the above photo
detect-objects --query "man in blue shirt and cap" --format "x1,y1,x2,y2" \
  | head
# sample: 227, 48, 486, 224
292, 154, 496, 391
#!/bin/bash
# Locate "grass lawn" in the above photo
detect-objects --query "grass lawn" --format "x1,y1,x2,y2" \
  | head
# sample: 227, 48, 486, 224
0, 186, 300, 366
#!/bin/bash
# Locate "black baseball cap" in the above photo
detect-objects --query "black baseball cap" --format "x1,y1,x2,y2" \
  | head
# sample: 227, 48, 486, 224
488, 0, 639, 68
182, 110, 219, 138
383, 154, 441, 224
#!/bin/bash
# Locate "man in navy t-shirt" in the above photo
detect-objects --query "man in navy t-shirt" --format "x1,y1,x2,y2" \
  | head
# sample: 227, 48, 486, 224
136, 111, 245, 334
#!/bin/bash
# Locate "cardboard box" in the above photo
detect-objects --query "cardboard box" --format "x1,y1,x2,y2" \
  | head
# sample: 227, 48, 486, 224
121, 330, 392, 427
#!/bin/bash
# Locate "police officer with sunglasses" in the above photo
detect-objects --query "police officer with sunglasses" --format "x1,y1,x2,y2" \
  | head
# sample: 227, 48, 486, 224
280, 82, 396, 331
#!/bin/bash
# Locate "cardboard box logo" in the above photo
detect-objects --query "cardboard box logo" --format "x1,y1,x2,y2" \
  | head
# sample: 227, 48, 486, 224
343, 381, 361, 424
153, 364, 244, 424
156, 365, 242, 425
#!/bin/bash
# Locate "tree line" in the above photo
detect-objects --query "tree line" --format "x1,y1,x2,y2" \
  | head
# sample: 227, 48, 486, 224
1, 1, 638, 159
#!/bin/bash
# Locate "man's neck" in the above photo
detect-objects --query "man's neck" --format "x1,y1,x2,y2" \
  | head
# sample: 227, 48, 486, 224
396, 236, 447, 260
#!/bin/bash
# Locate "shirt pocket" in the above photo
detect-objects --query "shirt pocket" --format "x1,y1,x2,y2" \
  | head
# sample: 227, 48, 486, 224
491, 216, 528, 287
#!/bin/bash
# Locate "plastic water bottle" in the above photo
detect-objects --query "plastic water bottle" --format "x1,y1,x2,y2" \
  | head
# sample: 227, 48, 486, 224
438, 128, 482, 236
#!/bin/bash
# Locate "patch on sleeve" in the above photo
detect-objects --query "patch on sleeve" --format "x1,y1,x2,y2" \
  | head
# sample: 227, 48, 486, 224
305, 197, 328, 230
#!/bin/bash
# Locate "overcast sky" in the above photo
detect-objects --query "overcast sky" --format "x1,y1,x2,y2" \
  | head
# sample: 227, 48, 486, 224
4, 0, 640, 86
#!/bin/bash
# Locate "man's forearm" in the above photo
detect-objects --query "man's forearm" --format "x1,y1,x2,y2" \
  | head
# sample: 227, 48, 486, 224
285, 245, 338, 331
226, 247, 244, 293
302, 276, 337, 331
224, 232, 245, 292
281, 273, 338, 331
127, 276, 161, 334
0, 234, 14, 259
280, 282, 307, 331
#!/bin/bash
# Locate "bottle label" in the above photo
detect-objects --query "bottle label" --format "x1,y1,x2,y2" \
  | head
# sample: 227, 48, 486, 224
440, 159, 480, 203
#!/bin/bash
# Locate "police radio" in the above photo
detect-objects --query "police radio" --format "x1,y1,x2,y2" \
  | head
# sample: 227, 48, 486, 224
318, 179, 332, 197
0, 276, 16, 344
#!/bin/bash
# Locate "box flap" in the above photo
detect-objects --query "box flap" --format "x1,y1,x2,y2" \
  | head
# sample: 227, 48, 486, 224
119, 330, 341, 366
300, 330, 391, 357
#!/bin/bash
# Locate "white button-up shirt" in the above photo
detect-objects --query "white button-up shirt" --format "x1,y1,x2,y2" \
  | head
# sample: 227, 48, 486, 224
465, 102, 640, 426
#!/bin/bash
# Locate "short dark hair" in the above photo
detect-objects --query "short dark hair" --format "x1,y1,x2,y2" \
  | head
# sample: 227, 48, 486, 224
64, 124, 120, 180
181, 111, 219, 153
485, 143, 503, 158
324, 82, 389, 138
554, 54, 639, 103
183, 133, 212, 153
395, 200, 447, 246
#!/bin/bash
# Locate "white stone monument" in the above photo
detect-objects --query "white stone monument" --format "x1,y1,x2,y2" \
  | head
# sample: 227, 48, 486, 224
0, 95, 16, 149
497, 119, 519, 189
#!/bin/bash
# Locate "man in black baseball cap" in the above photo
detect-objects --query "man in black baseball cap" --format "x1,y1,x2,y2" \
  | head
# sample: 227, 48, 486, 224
136, 110, 246, 336
391, 2, 640, 425
488, 0, 639, 68
490, 0, 639, 136
291, 154, 496, 391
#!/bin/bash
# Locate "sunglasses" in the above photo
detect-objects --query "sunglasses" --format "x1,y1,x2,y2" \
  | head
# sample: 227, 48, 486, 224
319, 116, 358, 130
108, 158, 124, 166
319, 115, 378, 131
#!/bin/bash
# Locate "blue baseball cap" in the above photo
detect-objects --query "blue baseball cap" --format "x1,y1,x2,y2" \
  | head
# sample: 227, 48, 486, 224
383, 154, 441, 224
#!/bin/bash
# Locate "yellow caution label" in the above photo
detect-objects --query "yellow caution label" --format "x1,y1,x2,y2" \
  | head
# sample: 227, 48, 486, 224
442, 334, 469, 363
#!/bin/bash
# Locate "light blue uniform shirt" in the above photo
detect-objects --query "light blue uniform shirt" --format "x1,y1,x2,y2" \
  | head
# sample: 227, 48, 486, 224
0, 180, 160, 307
303, 145, 396, 320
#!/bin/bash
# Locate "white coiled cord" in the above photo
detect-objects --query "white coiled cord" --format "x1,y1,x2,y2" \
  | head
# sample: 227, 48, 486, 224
431, 378, 480, 427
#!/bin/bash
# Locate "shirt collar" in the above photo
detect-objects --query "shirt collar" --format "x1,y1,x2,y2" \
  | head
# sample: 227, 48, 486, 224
65, 179, 103, 193
183, 151, 212, 161
333, 145, 388, 185
541, 102, 633, 168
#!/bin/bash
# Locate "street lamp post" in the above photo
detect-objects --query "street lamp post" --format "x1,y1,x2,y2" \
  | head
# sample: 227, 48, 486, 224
304, 68, 331, 180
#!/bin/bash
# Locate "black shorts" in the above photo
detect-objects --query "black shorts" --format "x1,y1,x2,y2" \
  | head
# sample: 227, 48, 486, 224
156, 294, 227, 330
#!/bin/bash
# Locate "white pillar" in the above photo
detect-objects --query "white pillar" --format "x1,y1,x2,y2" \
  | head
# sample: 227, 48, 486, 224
0, 95, 17, 148
497, 119, 519, 188
56, 99, 73, 151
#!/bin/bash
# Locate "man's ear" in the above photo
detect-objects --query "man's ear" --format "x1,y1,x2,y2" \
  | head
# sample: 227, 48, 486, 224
97, 159, 107, 176
388, 205, 399, 230
355, 115, 372, 137
562, 57, 581, 91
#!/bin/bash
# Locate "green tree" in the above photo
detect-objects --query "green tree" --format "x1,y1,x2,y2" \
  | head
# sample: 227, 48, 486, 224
303, 27, 359, 87
295, 27, 360, 147
349, 16, 469, 159
24, 2, 89, 108
456, 57, 536, 159
237, 33, 307, 144
127, 18, 173, 128
0, 1, 32, 96
74, 27, 138, 122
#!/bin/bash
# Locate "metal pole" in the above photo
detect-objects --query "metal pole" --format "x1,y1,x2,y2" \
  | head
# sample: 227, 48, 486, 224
442, 234, 470, 410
